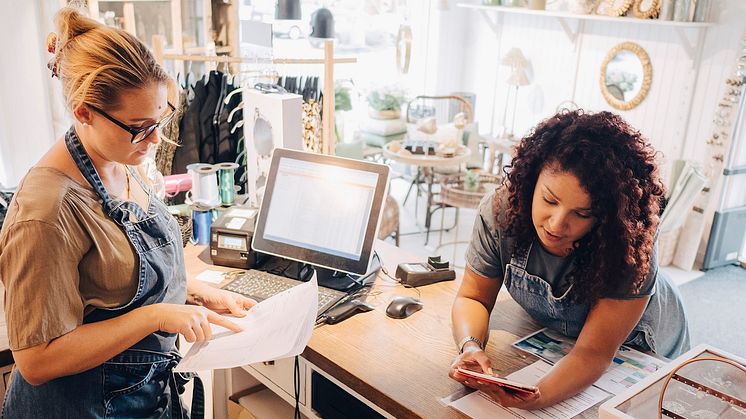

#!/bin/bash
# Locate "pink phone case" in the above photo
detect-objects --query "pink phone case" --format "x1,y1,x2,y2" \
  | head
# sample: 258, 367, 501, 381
456, 368, 539, 394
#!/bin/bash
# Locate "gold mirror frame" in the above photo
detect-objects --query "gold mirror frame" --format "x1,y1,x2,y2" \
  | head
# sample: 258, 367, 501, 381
606, 0, 634, 16
600, 42, 652, 111
632, 0, 660, 18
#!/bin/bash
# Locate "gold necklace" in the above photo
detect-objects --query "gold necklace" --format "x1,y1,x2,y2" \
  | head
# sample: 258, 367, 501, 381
122, 165, 131, 199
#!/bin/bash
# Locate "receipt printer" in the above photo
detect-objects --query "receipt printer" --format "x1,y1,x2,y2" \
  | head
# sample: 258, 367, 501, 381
210, 207, 258, 269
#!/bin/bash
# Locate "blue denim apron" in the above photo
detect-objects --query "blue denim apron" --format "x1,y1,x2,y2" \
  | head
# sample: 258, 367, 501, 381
2, 127, 203, 418
504, 242, 690, 359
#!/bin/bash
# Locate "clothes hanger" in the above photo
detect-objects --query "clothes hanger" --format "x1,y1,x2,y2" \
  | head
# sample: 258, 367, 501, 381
227, 102, 244, 123
230, 120, 244, 134
224, 87, 244, 105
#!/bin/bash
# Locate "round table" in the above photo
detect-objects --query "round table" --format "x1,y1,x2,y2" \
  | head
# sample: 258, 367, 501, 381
382, 142, 471, 244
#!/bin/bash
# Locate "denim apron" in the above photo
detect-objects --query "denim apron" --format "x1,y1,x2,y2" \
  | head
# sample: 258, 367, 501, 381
504, 242, 690, 359
2, 127, 203, 419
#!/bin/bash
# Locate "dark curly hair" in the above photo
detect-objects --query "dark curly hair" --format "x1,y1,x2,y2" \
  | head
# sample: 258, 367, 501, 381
498, 110, 665, 305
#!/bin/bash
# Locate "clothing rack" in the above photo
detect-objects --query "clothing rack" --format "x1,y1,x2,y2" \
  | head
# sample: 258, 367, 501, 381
152, 35, 356, 155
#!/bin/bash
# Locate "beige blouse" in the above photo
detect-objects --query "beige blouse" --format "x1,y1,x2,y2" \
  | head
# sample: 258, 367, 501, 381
0, 167, 138, 350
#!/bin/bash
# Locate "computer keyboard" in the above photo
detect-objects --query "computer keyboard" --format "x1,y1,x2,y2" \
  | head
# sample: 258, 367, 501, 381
221, 270, 347, 316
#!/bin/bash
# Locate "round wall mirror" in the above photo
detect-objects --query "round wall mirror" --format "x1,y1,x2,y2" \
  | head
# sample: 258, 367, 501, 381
633, 0, 660, 18
600, 42, 652, 111
605, 0, 634, 16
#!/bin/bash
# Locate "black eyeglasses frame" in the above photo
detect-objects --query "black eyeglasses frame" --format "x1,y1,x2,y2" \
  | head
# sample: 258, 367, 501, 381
88, 102, 176, 144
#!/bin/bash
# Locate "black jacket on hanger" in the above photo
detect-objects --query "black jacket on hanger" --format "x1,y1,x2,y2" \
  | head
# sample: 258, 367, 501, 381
198, 71, 224, 164
173, 78, 206, 174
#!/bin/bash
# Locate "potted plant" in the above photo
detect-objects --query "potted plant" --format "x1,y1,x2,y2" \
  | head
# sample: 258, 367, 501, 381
464, 170, 481, 193
366, 87, 406, 120
334, 84, 353, 143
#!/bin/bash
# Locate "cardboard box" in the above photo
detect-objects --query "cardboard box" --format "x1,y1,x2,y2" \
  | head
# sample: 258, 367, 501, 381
227, 387, 260, 419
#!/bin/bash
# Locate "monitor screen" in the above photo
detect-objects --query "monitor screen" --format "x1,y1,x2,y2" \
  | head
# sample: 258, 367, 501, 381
252, 149, 390, 275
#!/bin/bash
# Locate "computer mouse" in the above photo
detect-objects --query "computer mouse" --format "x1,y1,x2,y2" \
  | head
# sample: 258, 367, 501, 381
386, 296, 423, 319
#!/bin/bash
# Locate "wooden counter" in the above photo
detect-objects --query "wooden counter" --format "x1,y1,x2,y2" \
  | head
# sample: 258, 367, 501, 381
184, 242, 604, 418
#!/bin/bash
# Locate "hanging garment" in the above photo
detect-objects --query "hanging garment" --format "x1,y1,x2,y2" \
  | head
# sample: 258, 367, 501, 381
173, 78, 207, 174
156, 90, 187, 176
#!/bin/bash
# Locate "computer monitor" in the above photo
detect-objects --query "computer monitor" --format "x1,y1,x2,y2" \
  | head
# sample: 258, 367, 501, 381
252, 148, 390, 290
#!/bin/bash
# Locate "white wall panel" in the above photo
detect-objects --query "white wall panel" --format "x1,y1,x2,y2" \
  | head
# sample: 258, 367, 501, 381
452, 0, 745, 184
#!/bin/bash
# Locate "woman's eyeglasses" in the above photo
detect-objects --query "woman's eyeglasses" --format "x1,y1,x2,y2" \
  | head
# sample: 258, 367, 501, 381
88, 103, 176, 144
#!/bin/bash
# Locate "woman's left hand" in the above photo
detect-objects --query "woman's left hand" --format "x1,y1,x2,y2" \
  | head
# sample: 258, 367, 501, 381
461, 378, 543, 410
191, 287, 256, 317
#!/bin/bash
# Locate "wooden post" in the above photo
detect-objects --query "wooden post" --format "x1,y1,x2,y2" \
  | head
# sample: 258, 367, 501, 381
152, 35, 165, 65
323, 39, 335, 156
123, 3, 136, 36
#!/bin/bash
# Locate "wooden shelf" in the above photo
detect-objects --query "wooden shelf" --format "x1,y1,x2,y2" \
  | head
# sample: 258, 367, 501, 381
457, 3, 713, 28
457, 2, 713, 63
98, 0, 171, 3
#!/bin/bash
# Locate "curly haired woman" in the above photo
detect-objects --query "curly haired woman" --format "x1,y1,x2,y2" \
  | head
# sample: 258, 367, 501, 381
449, 110, 689, 410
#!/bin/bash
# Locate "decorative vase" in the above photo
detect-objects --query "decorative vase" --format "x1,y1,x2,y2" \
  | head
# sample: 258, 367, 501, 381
368, 107, 400, 120
464, 170, 481, 192
693, 0, 710, 22
528, 0, 546, 10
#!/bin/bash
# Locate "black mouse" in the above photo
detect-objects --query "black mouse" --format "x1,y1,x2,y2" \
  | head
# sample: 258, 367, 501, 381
386, 296, 423, 319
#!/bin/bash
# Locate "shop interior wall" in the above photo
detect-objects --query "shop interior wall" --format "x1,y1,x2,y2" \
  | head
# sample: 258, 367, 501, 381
0, 0, 57, 188
452, 0, 745, 184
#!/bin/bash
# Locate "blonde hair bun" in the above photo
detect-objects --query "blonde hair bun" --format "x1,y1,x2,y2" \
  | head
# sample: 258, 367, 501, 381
51, 4, 170, 111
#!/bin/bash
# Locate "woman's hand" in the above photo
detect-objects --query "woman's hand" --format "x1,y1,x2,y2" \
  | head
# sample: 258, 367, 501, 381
466, 380, 542, 410
149, 303, 243, 342
448, 345, 494, 383
448, 345, 542, 409
189, 286, 257, 317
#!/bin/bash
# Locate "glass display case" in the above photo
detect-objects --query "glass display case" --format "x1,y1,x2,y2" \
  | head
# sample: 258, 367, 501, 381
600, 345, 746, 419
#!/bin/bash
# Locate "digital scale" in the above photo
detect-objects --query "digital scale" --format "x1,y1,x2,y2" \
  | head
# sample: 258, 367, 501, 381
210, 207, 258, 269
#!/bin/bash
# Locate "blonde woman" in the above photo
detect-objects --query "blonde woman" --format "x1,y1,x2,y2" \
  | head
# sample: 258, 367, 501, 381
0, 6, 254, 417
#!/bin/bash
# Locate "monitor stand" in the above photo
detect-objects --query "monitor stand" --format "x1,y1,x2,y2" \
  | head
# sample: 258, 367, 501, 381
315, 268, 364, 292
314, 255, 382, 292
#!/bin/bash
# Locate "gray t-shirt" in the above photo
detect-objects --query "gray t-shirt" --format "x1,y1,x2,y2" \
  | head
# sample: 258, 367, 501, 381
465, 191, 656, 299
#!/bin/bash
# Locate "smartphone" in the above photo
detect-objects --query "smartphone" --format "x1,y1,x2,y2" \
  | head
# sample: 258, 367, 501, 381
456, 368, 539, 394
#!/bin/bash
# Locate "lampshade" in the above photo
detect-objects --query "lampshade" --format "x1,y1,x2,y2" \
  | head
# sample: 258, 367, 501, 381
310, 7, 335, 39
275, 0, 301, 20
500, 47, 529, 69
506, 68, 530, 86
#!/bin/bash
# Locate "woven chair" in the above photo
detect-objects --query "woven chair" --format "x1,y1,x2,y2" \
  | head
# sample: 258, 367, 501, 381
377, 195, 400, 246
436, 172, 502, 266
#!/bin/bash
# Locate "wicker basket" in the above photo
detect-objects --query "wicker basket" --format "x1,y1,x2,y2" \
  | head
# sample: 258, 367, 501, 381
439, 173, 502, 209
173, 214, 193, 247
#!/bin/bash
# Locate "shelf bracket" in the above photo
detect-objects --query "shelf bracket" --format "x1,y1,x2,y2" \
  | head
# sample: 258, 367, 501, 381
675, 27, 706, 68
556, 17, 582, 45
478, 9, 503, 36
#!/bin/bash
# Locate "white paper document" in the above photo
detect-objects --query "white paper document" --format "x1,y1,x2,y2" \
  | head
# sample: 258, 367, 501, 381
175, 276, 318, 372
512, 328, 666, 395
448, 361, 610, 418
195, 269, 227, 284
593, 345, 665, 395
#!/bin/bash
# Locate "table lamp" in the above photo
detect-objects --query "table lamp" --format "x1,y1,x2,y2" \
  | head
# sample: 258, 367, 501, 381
499, 48, 530, 141
276, 0, 301, 20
